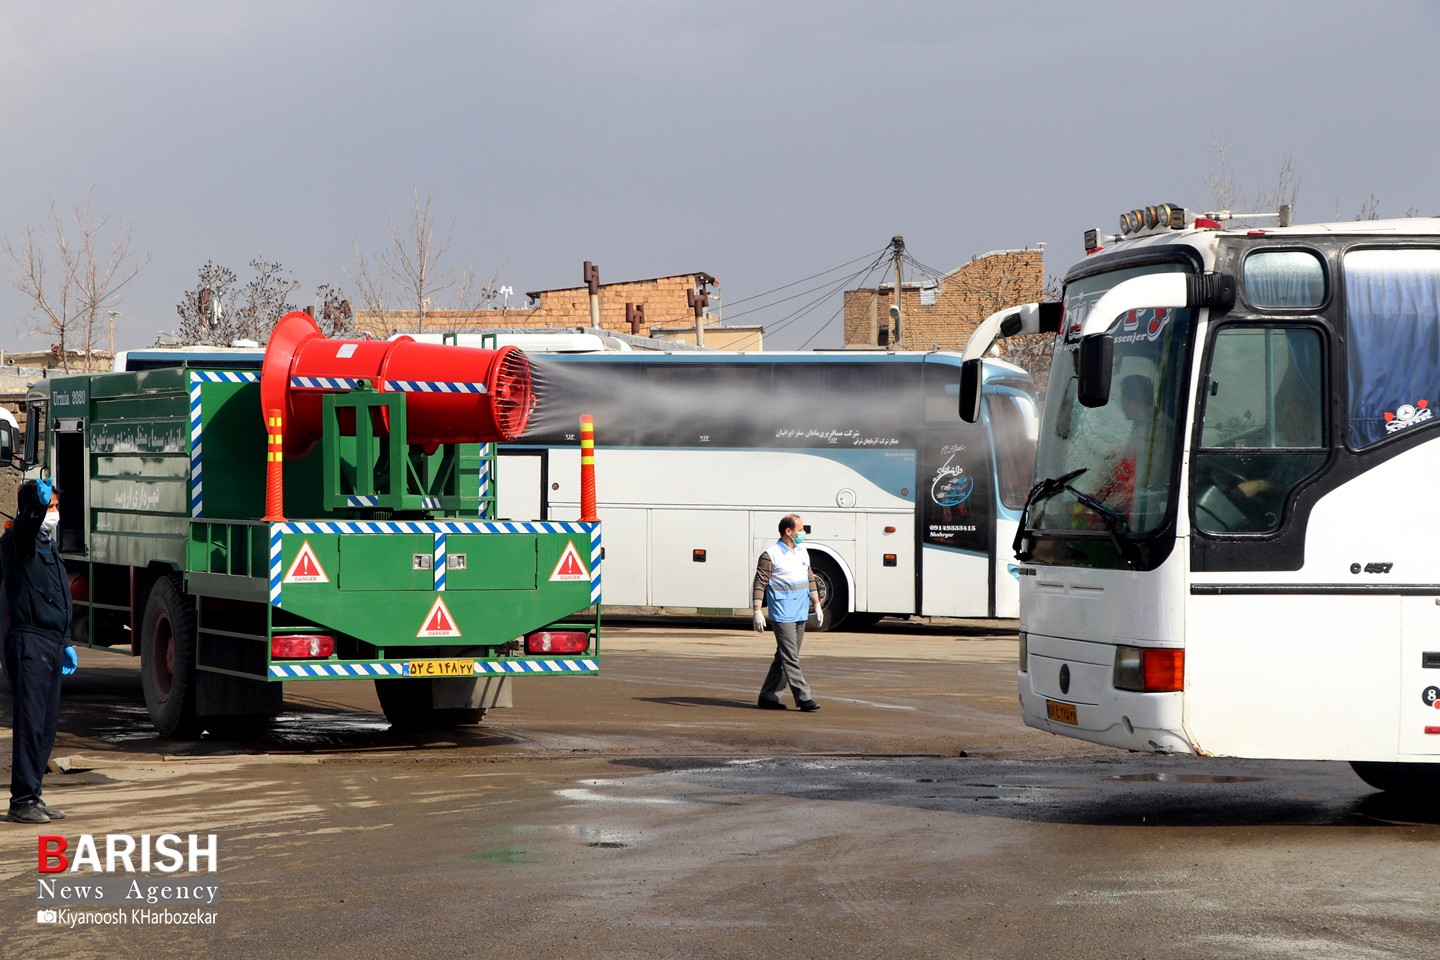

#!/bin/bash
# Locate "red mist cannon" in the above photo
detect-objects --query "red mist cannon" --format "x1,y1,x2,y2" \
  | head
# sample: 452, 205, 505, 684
260, 311, 536, 518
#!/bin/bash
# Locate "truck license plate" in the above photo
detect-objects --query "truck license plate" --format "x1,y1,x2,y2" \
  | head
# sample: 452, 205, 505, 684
408, 659, 476, 677
1046, 700, 1078, 725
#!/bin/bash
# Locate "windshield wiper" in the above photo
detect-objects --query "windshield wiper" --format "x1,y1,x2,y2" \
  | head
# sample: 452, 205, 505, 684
1013, 468, 1087, 558
1065, 485, 1139, 568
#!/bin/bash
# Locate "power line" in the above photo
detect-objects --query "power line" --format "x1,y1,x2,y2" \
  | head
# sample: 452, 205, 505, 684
795, 254, 891, 350
726, 248, 891, 351
643, 245, 890, 334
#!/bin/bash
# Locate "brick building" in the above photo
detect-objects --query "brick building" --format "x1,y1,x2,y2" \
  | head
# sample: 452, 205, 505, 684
355, 271, 764, 350
842, 249, 1044, 351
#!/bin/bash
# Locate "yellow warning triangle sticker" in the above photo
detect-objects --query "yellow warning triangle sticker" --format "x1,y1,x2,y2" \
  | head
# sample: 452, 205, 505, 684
417, 595, 462, 638
284, 540, 330, 583
549, 540, 590, 582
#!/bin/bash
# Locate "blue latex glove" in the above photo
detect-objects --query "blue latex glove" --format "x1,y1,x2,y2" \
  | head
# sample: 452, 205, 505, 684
62, 646, 78, 676
36, 477, 52, 506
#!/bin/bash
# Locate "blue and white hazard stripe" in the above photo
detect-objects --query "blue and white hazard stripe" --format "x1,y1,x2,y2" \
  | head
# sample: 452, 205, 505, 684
290, 376, 363, 390
272, 520, 592, 536
590, 524, 602, 605
382, 379, 488, 394
477, 443, 492, 510
266, 658, 599, 679
433, 532, 447, 591
269, 527, 283, 606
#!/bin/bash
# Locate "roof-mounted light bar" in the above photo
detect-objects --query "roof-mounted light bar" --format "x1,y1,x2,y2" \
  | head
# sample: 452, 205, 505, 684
1117, 203, 1186, 237
1087, 202, 1295, 254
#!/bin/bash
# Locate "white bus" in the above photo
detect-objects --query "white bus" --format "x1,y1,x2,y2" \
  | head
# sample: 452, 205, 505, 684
502, 350, 1039, 629
963, 202, 1440, 793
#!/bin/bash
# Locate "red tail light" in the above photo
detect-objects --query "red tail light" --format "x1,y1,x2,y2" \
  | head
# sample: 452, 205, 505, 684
525, 630, 589, 655
272, 635, 335, 659
1142, 648, 1185, 692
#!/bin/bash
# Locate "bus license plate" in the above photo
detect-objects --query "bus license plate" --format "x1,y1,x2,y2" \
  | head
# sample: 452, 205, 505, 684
1046, 700, 1078, 725
409, 659, 476, 677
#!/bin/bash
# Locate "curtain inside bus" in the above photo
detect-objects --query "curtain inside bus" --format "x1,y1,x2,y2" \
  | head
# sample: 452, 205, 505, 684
1343, 248, 1440, 447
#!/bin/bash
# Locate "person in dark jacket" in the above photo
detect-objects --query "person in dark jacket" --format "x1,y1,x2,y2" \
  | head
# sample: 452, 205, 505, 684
2, 478, 77, 824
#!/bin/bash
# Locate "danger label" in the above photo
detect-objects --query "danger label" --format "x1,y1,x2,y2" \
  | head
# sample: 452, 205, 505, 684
549, 541, 590, 582
284, 541, 330, 583
417, 595, 461, 638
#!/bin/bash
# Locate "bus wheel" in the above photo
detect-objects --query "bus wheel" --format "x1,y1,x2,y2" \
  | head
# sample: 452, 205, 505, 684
810, 556, 847, 632
1350, 761, 1440, 796
139, 575, 201, 739
374, 679, 486, 732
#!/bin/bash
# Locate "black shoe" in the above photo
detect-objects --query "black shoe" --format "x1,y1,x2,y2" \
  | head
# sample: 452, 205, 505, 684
757, 698, 787, 710
798, 699, 820, 712
34, 800, 64, 820
5, 802, 50, 824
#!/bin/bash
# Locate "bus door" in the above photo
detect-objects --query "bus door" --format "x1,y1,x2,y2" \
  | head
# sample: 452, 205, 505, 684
919, 363, 996, 618
1186, 321, 1358, 758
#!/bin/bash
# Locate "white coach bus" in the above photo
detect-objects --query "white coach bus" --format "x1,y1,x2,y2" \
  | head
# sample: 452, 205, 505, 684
962, 202, 1440, 793
501, 350, 1039, 629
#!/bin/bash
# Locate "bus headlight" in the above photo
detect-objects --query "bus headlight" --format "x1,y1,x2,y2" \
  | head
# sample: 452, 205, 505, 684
1113, 644, 1184, 693
1018, 631, 1028, 672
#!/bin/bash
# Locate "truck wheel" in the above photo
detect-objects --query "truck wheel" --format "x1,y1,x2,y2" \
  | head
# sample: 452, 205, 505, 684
140, 575, 201, 738
810, 556, 847, 632
1350, 761, 1440, 795
374, 679, 485, 732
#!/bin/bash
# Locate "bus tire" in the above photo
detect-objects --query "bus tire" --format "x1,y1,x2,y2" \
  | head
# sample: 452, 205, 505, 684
139, 575, 202, 739
374, 679, 486, 732
1349, 761, 1440, 796
810, 555, 847, 632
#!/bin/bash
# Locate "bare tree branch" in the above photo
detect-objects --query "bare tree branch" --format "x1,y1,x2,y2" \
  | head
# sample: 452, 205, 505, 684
2, 190, 149, 370
1203, 135, 1300, 226
174, 259, 298, 346
350, 188, 505, 335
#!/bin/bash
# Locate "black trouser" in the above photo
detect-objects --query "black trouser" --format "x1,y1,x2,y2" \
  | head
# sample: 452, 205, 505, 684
3, 627, 65, 808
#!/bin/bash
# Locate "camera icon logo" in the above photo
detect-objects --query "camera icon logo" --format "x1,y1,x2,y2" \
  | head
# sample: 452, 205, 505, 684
36, 909, 59, 924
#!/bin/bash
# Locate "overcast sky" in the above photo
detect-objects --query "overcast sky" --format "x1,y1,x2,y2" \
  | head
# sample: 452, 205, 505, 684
2, 1, 1437, 352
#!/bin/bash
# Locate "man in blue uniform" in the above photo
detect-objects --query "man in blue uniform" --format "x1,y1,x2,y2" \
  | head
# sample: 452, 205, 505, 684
752, 513, 821, 712
2, 478, 78, 824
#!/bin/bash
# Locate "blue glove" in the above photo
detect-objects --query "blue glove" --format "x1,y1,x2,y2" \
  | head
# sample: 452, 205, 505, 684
37, 478, 52, 506
62, 646, 78, 676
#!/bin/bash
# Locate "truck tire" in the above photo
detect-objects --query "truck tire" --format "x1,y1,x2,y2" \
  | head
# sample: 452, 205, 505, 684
810, 555, 847, 632
1350, 761, 1440, 796
374, 679, 486, 732
139, 575, 201, 738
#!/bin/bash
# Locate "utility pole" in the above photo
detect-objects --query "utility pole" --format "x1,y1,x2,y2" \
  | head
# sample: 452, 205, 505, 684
584, 261, 601, 329
890, 235, 905, 348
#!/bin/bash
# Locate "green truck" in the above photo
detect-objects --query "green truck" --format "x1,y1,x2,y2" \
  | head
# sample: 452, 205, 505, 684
4, 312, 601, 737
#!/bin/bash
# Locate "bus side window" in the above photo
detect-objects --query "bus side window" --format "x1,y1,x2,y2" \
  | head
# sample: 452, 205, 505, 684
1342, 248, 1440, 447
1194, 326, 1326, 534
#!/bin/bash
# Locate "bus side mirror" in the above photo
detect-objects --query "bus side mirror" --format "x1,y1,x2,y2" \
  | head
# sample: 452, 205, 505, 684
958, 359, 983, 423
1077, 335, 1113, 408
0, 422, 13, 465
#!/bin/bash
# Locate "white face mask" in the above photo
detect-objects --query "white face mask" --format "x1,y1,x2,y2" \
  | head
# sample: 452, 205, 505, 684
40, 511, 59, 536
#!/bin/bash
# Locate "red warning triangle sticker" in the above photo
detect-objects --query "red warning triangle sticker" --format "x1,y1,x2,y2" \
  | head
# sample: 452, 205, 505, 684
417, 595, 462, 638
283, 540, 330, 583
549, 540, 590, 582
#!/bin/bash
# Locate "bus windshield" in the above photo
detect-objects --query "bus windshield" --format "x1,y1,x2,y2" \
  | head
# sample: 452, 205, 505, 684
1026, 262, 1193, 566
